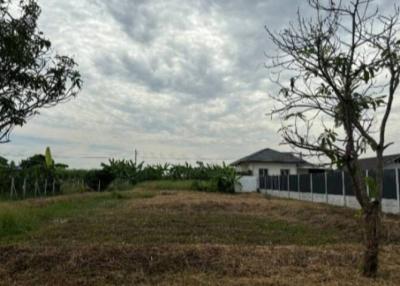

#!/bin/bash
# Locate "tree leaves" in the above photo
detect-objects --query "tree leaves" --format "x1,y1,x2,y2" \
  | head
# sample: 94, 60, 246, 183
0, 0, 82, 143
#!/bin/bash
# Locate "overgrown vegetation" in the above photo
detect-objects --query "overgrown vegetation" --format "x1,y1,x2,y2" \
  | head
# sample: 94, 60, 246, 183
0, 150, 240, 200
0, 191, 155, 242
0, 150, 63, 199
88, 159, 241, 194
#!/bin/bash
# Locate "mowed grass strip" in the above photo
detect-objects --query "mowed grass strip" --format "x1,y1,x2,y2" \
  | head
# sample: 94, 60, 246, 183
5, 189, 400, 248
0, 191, 156, 243
2, 189, 400, 247
22, 190, 387, 247
1, 188, 400, 285
34, 207, 339, 247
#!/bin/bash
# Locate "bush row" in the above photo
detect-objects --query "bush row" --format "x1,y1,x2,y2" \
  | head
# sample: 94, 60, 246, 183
85, 160, 240, 193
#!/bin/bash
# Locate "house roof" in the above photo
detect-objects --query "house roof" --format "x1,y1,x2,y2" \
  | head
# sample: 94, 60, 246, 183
231, 148, 312, 166
358, 154, 400, 170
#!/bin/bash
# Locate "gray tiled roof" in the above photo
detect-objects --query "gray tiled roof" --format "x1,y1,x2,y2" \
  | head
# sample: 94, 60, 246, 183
358, 154, 400, 170
231, 148, 312, 166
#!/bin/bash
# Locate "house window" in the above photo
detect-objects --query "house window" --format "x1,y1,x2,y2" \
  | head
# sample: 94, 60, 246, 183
259, 169, 269, 177
280, 169, 290, 176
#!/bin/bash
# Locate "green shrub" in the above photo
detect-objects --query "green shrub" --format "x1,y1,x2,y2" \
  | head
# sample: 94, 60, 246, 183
0, 213, 18, 235
84, 169, 115, 192
212, 166, 241, 194
191, 180, 217, 192
110, 191, 128, 200
107, 179, 135, 192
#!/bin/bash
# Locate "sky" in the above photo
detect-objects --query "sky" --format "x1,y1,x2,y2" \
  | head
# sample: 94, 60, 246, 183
2, 0, 400, 169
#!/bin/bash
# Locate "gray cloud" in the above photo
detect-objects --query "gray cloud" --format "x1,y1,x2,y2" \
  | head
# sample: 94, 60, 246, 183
2, 0, 398, 168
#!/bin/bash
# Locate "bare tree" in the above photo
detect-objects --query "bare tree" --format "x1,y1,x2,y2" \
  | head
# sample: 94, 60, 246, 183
266, 0, 400, 277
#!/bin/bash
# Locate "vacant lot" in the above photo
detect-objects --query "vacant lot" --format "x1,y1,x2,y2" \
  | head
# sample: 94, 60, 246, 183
1, 185, 400, 285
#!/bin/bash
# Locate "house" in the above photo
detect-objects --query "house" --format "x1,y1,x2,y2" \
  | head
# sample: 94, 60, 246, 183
231, 148, 325, 192
231, 148, 324, 189
358, 153, 400, 170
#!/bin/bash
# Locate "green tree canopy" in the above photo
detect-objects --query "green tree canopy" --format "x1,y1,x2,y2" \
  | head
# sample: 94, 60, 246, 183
19, 154, 46, 169
0, 0, 82, 143
0, 156, 7, 167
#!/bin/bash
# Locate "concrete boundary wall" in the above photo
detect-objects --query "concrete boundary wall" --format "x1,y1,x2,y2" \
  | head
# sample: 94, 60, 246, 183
262, 189, 400, 214
237, 176, 258, 193
260, 169, 400, 214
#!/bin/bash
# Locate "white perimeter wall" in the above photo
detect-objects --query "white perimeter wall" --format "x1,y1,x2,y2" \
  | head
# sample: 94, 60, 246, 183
261, 189, 400, 214
237, 176, 258, 193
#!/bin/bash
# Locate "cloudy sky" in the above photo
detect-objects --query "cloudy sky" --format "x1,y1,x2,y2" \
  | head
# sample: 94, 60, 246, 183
2, 0, 400, 168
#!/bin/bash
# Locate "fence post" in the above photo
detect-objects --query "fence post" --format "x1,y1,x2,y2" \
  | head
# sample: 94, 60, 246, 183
342, 171, 347, 207
396, 168, 400, 214
264, 176, 267, 192
34, 180, 39, 197
278, 175, 281, 193
52, 180, 56, 195
97, 180, 101, 192
44, 179, 48, 196
298, 174, 301, 200
366, 169, 370, 197
23, 177, 27, 199
310, 173, 314, 202
325, 172, 328, 204
10, 177, 16, 199
287, 175, 290, 199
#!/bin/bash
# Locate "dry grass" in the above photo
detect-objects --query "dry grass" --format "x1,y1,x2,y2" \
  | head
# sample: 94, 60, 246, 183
1, 189, 400, 285
1, 244, 400, 285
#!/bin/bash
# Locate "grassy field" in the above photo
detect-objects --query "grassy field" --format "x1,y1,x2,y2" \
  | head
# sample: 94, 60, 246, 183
1, 185, 400, 285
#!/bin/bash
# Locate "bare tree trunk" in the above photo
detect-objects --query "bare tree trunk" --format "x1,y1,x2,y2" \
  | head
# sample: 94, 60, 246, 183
362, 150, 384, 277
347, 157, 381, 277
363, 201, 381, 277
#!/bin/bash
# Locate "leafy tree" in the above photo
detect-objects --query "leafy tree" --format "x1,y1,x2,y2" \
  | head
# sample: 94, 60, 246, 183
19, 154, 45, 169
84, 169, 115, 192
0, 156, 7, 167
55, 163, 69, 170
0, 0, 81, 143
266, 0, 400, 277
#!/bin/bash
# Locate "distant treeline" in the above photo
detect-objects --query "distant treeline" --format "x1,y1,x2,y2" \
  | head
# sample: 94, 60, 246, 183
87, 159, 239, 193
0, 150, 240, 198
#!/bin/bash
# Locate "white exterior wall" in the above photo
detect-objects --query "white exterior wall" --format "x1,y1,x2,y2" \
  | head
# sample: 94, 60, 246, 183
250, 162, 299, 176
235, 162, 304, 191
236, 162, 299, 176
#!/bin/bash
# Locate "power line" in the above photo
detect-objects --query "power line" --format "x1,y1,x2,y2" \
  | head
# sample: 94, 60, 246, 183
0, 152, 236, 161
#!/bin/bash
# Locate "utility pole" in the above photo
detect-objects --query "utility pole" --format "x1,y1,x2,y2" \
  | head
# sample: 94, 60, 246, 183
134, 149, 138, 165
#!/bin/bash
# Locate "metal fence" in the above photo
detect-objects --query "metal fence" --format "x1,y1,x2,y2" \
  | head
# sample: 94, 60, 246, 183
259, 169, 400, 214
0, 177, 85, 200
